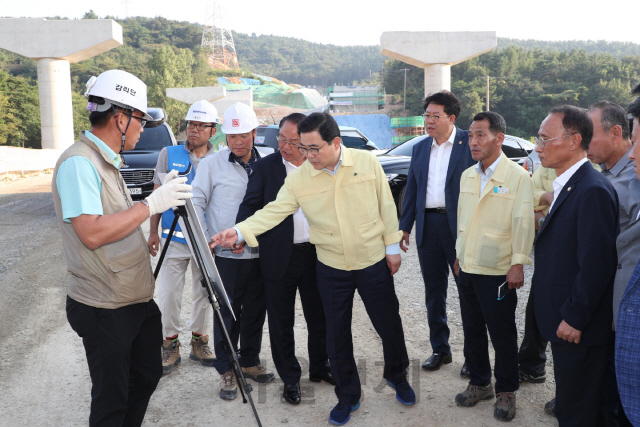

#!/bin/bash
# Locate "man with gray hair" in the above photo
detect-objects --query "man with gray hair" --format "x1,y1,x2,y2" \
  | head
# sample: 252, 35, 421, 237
588, 101, 638, 232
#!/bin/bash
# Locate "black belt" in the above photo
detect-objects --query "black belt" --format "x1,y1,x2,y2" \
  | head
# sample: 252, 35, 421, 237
293, 242, 314, 251
425, 207, 447, 214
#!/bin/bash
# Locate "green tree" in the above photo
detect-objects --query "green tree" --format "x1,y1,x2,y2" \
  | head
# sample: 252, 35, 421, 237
146, 46, 195, 130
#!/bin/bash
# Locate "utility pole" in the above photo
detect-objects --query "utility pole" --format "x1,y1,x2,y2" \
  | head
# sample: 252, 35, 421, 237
486, 75, 490, 111
402, 68, 409, 110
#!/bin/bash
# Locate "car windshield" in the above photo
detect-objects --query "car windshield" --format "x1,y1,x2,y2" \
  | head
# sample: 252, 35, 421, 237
342, 135, 369, 149
386, 136, 425, 156
129, 126, 172, 151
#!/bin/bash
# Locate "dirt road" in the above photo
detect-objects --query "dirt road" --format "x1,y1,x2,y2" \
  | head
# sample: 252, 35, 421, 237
0, 174, 557, 426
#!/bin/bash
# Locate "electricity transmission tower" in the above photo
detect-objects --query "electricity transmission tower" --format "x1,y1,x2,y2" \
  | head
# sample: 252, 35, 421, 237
201, 1, 238, 70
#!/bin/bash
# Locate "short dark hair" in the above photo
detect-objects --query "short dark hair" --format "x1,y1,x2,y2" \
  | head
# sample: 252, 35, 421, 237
297, 112, 340, 145
472, 111, 506, 135
632, 82, 640, 95
549, 105, 593, 151
89, 109, 115, 128
627, 97, 640, 120
423, 90, 461, 119
279, 113, 306, 130
589, 101, 630, 140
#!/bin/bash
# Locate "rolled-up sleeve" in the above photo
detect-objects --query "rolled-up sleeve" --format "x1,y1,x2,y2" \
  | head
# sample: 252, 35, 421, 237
511, 174, 535, 266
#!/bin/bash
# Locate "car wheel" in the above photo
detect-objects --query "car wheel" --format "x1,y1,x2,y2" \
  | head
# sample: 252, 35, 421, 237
396, 185, 406, 217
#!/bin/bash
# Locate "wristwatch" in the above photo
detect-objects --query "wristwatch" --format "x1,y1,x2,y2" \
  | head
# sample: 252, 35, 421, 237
538, 216, 545, 228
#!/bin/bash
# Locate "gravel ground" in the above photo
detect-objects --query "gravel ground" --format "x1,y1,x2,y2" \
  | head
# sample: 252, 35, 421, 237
0, 174, 558, 426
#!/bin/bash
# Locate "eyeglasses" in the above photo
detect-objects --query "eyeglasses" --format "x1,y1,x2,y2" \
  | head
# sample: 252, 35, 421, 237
186, 122, 214, 131
422, 113, 449, 122
534, 133, 576, 147
277, 134, 300, 148
122, 113, 146, 128
298, 142, 328, 156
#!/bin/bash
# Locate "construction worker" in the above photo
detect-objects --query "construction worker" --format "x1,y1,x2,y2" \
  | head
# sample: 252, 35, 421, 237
52, 69, 192, 426
148, 100, 219, 373
192, 102, 274, 401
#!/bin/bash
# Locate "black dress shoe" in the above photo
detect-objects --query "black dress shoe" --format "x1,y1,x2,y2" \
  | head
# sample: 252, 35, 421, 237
460, 362, 470, 378
283, 383, 301, 405
422, 353, 453, 371
309, 371, 336, 385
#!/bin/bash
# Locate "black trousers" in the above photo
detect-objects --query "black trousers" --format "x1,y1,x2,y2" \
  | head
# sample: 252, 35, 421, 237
316, 258, 409, 405
265, 246, 330, 385
416, 212, 463, 356
66, 296, 162, 427
518, 283, 548, 375
551, 342, 610, 427
458, 270, 519, 393
212, 257, 266, 374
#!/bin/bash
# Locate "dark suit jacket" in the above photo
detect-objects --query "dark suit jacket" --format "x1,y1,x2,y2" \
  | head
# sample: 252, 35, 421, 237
533, 161, 619, 346
236, 151, 294, 282
398, 128, 474, 245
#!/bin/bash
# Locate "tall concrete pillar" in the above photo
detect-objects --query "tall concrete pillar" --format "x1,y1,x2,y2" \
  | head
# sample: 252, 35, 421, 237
37, 59, 74, 149
381, 31, 496, 97
0, 18, 123, 150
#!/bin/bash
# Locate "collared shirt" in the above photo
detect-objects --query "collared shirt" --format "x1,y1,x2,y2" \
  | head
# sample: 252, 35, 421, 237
283, 158, 310, 243
56, 130, 119, 222
229, 147, 260, 176
322, 145, 343, 176
601, 148, 639, 233
426, 126, 456, 208
474, 154, 503, 194
549, 158, 588, 212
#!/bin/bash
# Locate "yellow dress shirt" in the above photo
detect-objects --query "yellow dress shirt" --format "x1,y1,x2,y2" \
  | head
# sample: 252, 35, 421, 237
236, 146, 403, 271
456, 153, 535, 275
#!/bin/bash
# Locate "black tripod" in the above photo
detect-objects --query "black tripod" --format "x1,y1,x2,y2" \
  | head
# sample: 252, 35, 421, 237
154, 204, 262, 427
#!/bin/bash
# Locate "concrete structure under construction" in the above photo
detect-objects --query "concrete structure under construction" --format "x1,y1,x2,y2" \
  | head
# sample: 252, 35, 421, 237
380, 31, 496, 97
328, 86, 385, 113
0, 18, 123, 150
167, 87, 252, 117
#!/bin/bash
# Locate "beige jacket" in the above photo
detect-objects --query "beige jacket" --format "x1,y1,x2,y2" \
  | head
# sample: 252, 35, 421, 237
52, 132, 154, 309
456, 153, 535, 275
237, 146, 402, 271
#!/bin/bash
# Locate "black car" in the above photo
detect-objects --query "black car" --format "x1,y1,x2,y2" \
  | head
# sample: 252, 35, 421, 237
119, 108, 177, 200
379, 134, 535, 216
255, 124, 380, 151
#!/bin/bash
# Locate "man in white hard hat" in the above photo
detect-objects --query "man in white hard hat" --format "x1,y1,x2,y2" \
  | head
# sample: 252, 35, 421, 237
192, 102, 275, 400
148, 100, 218, 374
52, 69, 192, 426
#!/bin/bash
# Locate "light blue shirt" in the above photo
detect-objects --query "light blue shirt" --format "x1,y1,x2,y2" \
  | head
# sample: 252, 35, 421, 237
56, 131, 118, 222
234, 144, 400, 255
474, 154, 503, 193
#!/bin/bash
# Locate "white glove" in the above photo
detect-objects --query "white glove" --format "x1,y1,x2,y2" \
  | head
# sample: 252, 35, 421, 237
146, 169, 193, 217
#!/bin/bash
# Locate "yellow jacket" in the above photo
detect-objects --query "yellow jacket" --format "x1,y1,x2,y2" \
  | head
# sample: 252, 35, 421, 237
532, 166, 556, 214
237, 146, 403, 271
456, 153, 535, 275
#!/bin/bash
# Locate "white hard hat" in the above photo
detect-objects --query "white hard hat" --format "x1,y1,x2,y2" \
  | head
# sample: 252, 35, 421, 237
221, 102, 259, 134
185, 100, 219, 123
85, 69, 152, 121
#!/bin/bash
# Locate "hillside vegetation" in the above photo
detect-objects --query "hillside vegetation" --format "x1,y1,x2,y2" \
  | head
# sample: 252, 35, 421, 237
1, 12, 639, 146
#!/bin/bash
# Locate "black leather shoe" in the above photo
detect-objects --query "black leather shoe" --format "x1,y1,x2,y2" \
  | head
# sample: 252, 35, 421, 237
309, 371, 336, 385
460, 362, 470, 378
422, 353, 452, 371
283, 383, 301, 405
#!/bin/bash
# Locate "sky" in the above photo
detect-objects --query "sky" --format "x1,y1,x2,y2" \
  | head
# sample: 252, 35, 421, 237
2, 0, 640, 47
